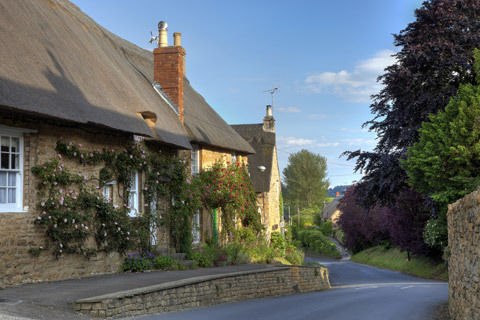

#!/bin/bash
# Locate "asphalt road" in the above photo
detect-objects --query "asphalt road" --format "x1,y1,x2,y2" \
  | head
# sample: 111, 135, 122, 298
128, 257, 448, 320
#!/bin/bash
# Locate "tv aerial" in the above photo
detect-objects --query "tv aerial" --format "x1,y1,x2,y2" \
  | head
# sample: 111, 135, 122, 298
148, 31, 158, 45
263, 86, 278, 108
148, 21, 168, 46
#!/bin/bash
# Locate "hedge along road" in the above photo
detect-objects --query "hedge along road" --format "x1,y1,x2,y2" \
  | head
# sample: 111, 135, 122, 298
127, 256, 448, 320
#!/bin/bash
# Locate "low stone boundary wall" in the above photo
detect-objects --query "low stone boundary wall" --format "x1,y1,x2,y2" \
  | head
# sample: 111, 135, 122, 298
448, 189, 480, 319
73, 266, 330, 318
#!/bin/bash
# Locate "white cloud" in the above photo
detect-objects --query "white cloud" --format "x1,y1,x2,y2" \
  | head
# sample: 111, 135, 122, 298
278, 136, 316, 146
278, 107, 301, 113
303, 49, 396, 103
317, 142, 340, 147
342, 138, 377, 146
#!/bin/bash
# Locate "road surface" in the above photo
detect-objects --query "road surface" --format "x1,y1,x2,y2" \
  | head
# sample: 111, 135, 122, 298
127, 256, 448, 320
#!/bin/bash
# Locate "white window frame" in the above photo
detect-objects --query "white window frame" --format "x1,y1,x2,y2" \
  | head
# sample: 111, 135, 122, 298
191, 145, 199, 175
192, 209, 200, 244
231, 152, 236, 164
0, 125, 34, 213
128, 171, 139, 217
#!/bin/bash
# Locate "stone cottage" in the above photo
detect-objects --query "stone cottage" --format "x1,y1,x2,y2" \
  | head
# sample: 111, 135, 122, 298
320, 197, 342, 228
231, 106, 282, 239
145, 22, 256, 244
0, 0, 253, 286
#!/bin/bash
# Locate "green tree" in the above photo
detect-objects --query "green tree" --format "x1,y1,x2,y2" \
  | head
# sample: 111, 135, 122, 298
403, 49, 480, 248
282, 149, 329, 209
344, 0, 480, 209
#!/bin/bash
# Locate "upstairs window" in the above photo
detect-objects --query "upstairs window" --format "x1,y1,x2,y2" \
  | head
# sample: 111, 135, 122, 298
191, 146, 199, 175
0, 128, 23, 212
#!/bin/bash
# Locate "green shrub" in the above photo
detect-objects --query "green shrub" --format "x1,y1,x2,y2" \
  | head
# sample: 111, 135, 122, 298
298, 229, 341, 259
224, 243, 250, 265
270, 232, 287, 251
121, 254, 154, 272
319, 221, 333, 236
285, 248, 305, 265
152, 255, 178, 270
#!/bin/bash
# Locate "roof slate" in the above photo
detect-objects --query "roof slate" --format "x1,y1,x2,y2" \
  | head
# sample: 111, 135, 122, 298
231, 124, 276, 192
0, 0, 191, 149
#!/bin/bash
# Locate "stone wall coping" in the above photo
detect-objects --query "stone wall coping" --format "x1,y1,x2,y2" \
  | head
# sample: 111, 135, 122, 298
75, 266, 304, 303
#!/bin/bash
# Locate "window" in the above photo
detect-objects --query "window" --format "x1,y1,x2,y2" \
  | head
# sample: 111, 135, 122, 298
191, 146, 199, 175
127, 171, 139, 217
0, 128, 23, 212
103, 185, 111, 200
231, 152, 236, 164
192, 209, 200, 244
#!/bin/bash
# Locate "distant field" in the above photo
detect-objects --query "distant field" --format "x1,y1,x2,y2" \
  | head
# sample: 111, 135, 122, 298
351, 246, 448, 281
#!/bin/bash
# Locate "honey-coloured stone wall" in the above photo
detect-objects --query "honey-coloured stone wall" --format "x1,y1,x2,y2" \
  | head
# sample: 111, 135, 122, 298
447, 188, 480, 319
0, 118, 174, 287
74, 266, 330, 318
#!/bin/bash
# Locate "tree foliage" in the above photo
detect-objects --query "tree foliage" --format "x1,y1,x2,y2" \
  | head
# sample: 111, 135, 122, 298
337, 187, 388, 253
404, 70, 480, 208
344, 0, 480, 208
381, 189, 432, 256
402, 50, 480, 249
338, 187, 433, 256
282, 149, 329, 208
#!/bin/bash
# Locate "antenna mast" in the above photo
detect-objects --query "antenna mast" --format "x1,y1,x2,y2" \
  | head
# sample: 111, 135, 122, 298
263, 86, 278, 108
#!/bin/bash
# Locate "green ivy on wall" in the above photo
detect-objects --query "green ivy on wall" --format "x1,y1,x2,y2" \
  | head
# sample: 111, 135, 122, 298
32, 140, 196, 257
31, 140, 262, 257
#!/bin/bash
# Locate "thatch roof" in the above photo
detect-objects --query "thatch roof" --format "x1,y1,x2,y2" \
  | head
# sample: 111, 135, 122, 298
322, 197, 341, 219
231, 124, 276, 192
0, 0, 191, 149
183, 80, 255, 154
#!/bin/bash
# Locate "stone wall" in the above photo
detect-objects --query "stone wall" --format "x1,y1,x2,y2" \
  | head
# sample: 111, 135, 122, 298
73, 266, 330, 318
447, 188, 480, 319
0, 118, 173, 287
264, 146, 281, 237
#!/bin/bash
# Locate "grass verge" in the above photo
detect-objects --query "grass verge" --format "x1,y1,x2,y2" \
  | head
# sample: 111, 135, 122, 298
351, 246, 448, 281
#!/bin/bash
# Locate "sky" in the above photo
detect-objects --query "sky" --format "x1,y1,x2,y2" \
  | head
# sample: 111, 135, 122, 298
72, 0, 424, 188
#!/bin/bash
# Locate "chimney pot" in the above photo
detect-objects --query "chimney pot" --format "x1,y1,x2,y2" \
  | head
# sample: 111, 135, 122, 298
266, 105, 273, 117
158, 21, 168, 47
173, 32, 182, 46
263, 105, 275, 132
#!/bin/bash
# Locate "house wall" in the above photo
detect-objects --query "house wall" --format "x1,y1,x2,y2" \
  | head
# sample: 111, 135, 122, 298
192, 147, 248, 243
329, 209, 342, 228
447, 188, 480, 320
258, 146, 281, 239
0, 118, 172, 287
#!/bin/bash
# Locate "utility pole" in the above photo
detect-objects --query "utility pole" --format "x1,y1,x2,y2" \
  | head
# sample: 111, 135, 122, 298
297, 204, 300, 227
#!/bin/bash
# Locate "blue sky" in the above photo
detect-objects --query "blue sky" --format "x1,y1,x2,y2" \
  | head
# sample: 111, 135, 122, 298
72, 0, 424, 187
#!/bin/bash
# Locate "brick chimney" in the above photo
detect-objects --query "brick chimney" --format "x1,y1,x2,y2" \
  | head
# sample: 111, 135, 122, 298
263, 105, 275, 132
153, 21, 186, 123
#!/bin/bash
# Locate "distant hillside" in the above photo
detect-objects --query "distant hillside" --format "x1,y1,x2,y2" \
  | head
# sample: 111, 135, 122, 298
328, 185, 351, 197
